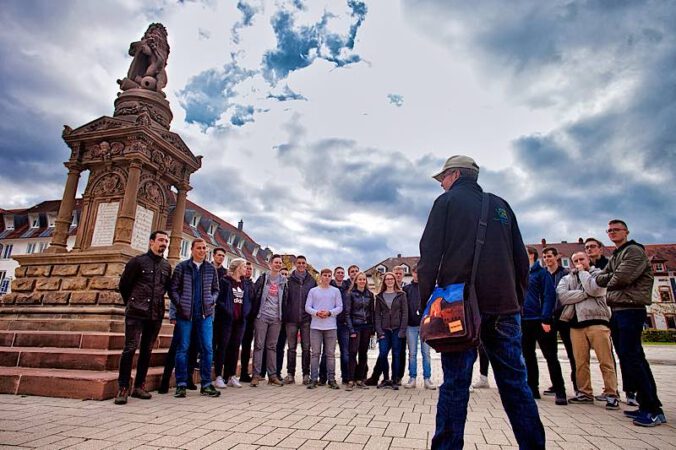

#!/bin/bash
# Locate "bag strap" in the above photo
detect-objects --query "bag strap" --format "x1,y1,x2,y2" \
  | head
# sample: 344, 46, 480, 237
469, 193, 490, 287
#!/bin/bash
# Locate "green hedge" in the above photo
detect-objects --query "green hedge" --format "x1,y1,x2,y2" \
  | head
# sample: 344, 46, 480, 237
642, 328, 676, 343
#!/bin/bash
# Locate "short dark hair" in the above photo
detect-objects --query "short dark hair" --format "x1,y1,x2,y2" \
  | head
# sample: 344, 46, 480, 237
334, 266, 345, 272
584, 237, 604, 248
191, 238, 206, 249
526, 246, 539, 260
213, 247, 226, 255
320, 268, 332, 275
542, 247, 558, 256
347, 264, 359, 272
457, 167, 479, 181
296, 255, 307, 262
608, 219, 628, 230
271, 254, 283, 262
149, 230, 168, 240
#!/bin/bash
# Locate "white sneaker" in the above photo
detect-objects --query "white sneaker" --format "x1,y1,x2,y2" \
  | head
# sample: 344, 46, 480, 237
214, 376, 226, 389
469, 385, 474, 393
227, 376, 242, 388
424, 378, 437, 390
403, 377, 416, 389
472, 375, 490, 389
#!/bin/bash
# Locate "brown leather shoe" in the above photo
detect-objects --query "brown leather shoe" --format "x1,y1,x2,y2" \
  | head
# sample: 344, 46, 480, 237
268, 375, 284, 386
250, 375, 261, 387
131, 385, 152, 400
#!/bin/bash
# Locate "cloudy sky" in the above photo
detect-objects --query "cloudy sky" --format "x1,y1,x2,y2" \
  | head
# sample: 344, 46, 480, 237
1, 0, 674, 269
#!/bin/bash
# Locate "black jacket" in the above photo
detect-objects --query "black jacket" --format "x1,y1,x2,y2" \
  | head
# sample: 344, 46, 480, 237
330, 279, 352, 326
284, 270, 317, 324
375, 291, 408, 338
119, 250, 172, 321
592, 255, 609, 270
216, 276, 252, 322
344, 287, 375, 333
418, 178, 529, 315
403, 281, 423, 327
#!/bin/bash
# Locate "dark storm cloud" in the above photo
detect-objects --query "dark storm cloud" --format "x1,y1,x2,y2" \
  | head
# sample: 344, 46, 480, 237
406, 0, 676, 244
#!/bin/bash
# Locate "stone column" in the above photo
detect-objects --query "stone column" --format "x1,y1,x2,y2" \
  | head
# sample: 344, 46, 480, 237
113, 159, 142, 246
47, 162, 82, 253
168, 183, 190, 265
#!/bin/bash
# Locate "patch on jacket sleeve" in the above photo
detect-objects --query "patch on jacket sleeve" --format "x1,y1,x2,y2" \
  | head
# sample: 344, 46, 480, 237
494, 207, 510, 225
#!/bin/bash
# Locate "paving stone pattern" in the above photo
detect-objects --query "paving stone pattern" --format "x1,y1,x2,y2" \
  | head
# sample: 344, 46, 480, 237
0, 346, 674, 449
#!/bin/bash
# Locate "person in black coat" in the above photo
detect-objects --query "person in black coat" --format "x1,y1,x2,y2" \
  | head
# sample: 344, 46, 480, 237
374, 272, 408, 390
343, 272, 374, 390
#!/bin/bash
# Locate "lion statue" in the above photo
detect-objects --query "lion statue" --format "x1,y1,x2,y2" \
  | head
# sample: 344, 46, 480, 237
118, 23, 170, 95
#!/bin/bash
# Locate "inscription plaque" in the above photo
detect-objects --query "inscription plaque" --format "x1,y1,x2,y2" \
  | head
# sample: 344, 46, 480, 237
131, 205, 155, 251
91, 202, 119, 247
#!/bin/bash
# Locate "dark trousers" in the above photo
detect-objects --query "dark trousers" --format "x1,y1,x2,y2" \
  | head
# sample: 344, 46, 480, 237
240, 318, 255, 378
160, 322, 199, 390
478, 344, 490, 377
348, 327, 371, 382
213, 315, 246, 379
610, 309, 662, 414
521, 319, 566, 395
398, 336, 406, 380
377, 330, 403, 381
336, 324, 350, 382
118, 317, 162, 389
433, 313, 545, 449
556, 320, 578, 392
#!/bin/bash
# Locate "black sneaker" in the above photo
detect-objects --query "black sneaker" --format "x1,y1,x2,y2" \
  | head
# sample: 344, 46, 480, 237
626, 391, 638, 406
568, 394, 593, 404
543, 386, 556, 396
365, 376, 379, 386
114, 388, 129, 405
377, 380, 393, 389
328, 380, 340, 390
555, 393, 568, 405
187, 382, 198, 390
174, 386, 187, 398
307, 380, 318, 389
200, 384, 221, 397
239, 374, 252, 383
605, 397, 620, 410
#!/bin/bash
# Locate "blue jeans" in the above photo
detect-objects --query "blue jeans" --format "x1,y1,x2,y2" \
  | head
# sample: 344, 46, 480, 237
175, 315, 214, 388
407, 326, 431, 379
337, 324, 351, 382
377, 329, 403, 381
610, 308, 662, 414
433, 313, 544, 450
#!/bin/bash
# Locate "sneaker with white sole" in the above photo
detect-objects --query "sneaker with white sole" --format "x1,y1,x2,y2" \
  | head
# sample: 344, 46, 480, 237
214, 376, 226, 389
424, 378, 437, 390
469, 385, 474, 393
227, 376, 242, 388
472, 375, 490, 389
626, 392, 639, 407
403, 377, 416, 389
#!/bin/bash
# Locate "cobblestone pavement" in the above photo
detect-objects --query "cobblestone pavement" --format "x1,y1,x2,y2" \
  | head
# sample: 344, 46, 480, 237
1, 345, 674, 449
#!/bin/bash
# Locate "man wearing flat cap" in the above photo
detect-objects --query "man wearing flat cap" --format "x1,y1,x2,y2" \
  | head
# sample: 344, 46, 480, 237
418, 155, 545, 449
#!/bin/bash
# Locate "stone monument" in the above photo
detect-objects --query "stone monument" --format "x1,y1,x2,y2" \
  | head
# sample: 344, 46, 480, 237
0, 24, 201, 399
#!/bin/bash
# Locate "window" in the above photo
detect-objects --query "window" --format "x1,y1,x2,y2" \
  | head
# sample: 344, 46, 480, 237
180, 240, 190, 258
654, 263, 666, 273
401, 265, 410, 274
0, 271, 8, 295
3, 216, 14, 230
47, 214, 56, 228
207, 223, 217, 236
561, 257, 570, 268
376, 265, 386, 274
207, 249, 213, 262
71, 211, 78, 227
30, 215, 40, 228
190, 215, 200, 228
658, 286, 673, 303
2, 244, 13, 259
39, 242, 48, 253
645, 314, 655, 329
26, 243, 37, 254
665, 315, 676, 330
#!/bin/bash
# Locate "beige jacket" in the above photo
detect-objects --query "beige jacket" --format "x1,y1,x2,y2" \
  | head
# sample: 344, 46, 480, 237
556, 267, 611, 323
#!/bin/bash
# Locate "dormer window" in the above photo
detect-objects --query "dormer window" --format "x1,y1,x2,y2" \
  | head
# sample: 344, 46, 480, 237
71, 211, 78, 227
3, 215, 14, 230
190, 214, 201, 228
227, 234, 235, 246
401, 264, 410, 274
47, 214, 57, 228
377, 265, 386, 274
654, 263, 666, 273
237, 239, 245, 250
207, 223, 217, 236
30, 215, 40, 228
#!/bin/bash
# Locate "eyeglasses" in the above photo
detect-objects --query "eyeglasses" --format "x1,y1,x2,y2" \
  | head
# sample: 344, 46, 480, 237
606, 228, 626, 233
584, 244, 599, 249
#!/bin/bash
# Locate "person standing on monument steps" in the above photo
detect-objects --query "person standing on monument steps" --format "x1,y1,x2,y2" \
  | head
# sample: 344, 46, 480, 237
115, 230, 172, 405
418, 155, 545, 449
169, 238, 221, 398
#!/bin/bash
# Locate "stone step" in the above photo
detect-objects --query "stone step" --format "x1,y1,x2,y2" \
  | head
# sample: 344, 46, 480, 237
0, 366, 172, 400
0, 330, 173, 350
0, 346, 169, 371
0, 318, 174, 334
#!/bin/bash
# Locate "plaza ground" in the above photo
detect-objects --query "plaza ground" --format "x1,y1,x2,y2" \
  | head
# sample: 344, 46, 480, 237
0, 345, 674, 449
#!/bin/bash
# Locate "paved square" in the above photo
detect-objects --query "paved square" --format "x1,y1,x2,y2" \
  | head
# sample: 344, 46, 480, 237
1, 346, 674, 449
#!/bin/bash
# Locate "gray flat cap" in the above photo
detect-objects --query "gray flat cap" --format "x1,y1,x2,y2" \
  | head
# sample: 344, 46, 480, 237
432, 155, 480, 182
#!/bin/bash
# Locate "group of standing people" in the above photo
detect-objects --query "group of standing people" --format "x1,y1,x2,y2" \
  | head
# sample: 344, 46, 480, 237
418, 155, 666, 449
113, 238, 436, 405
